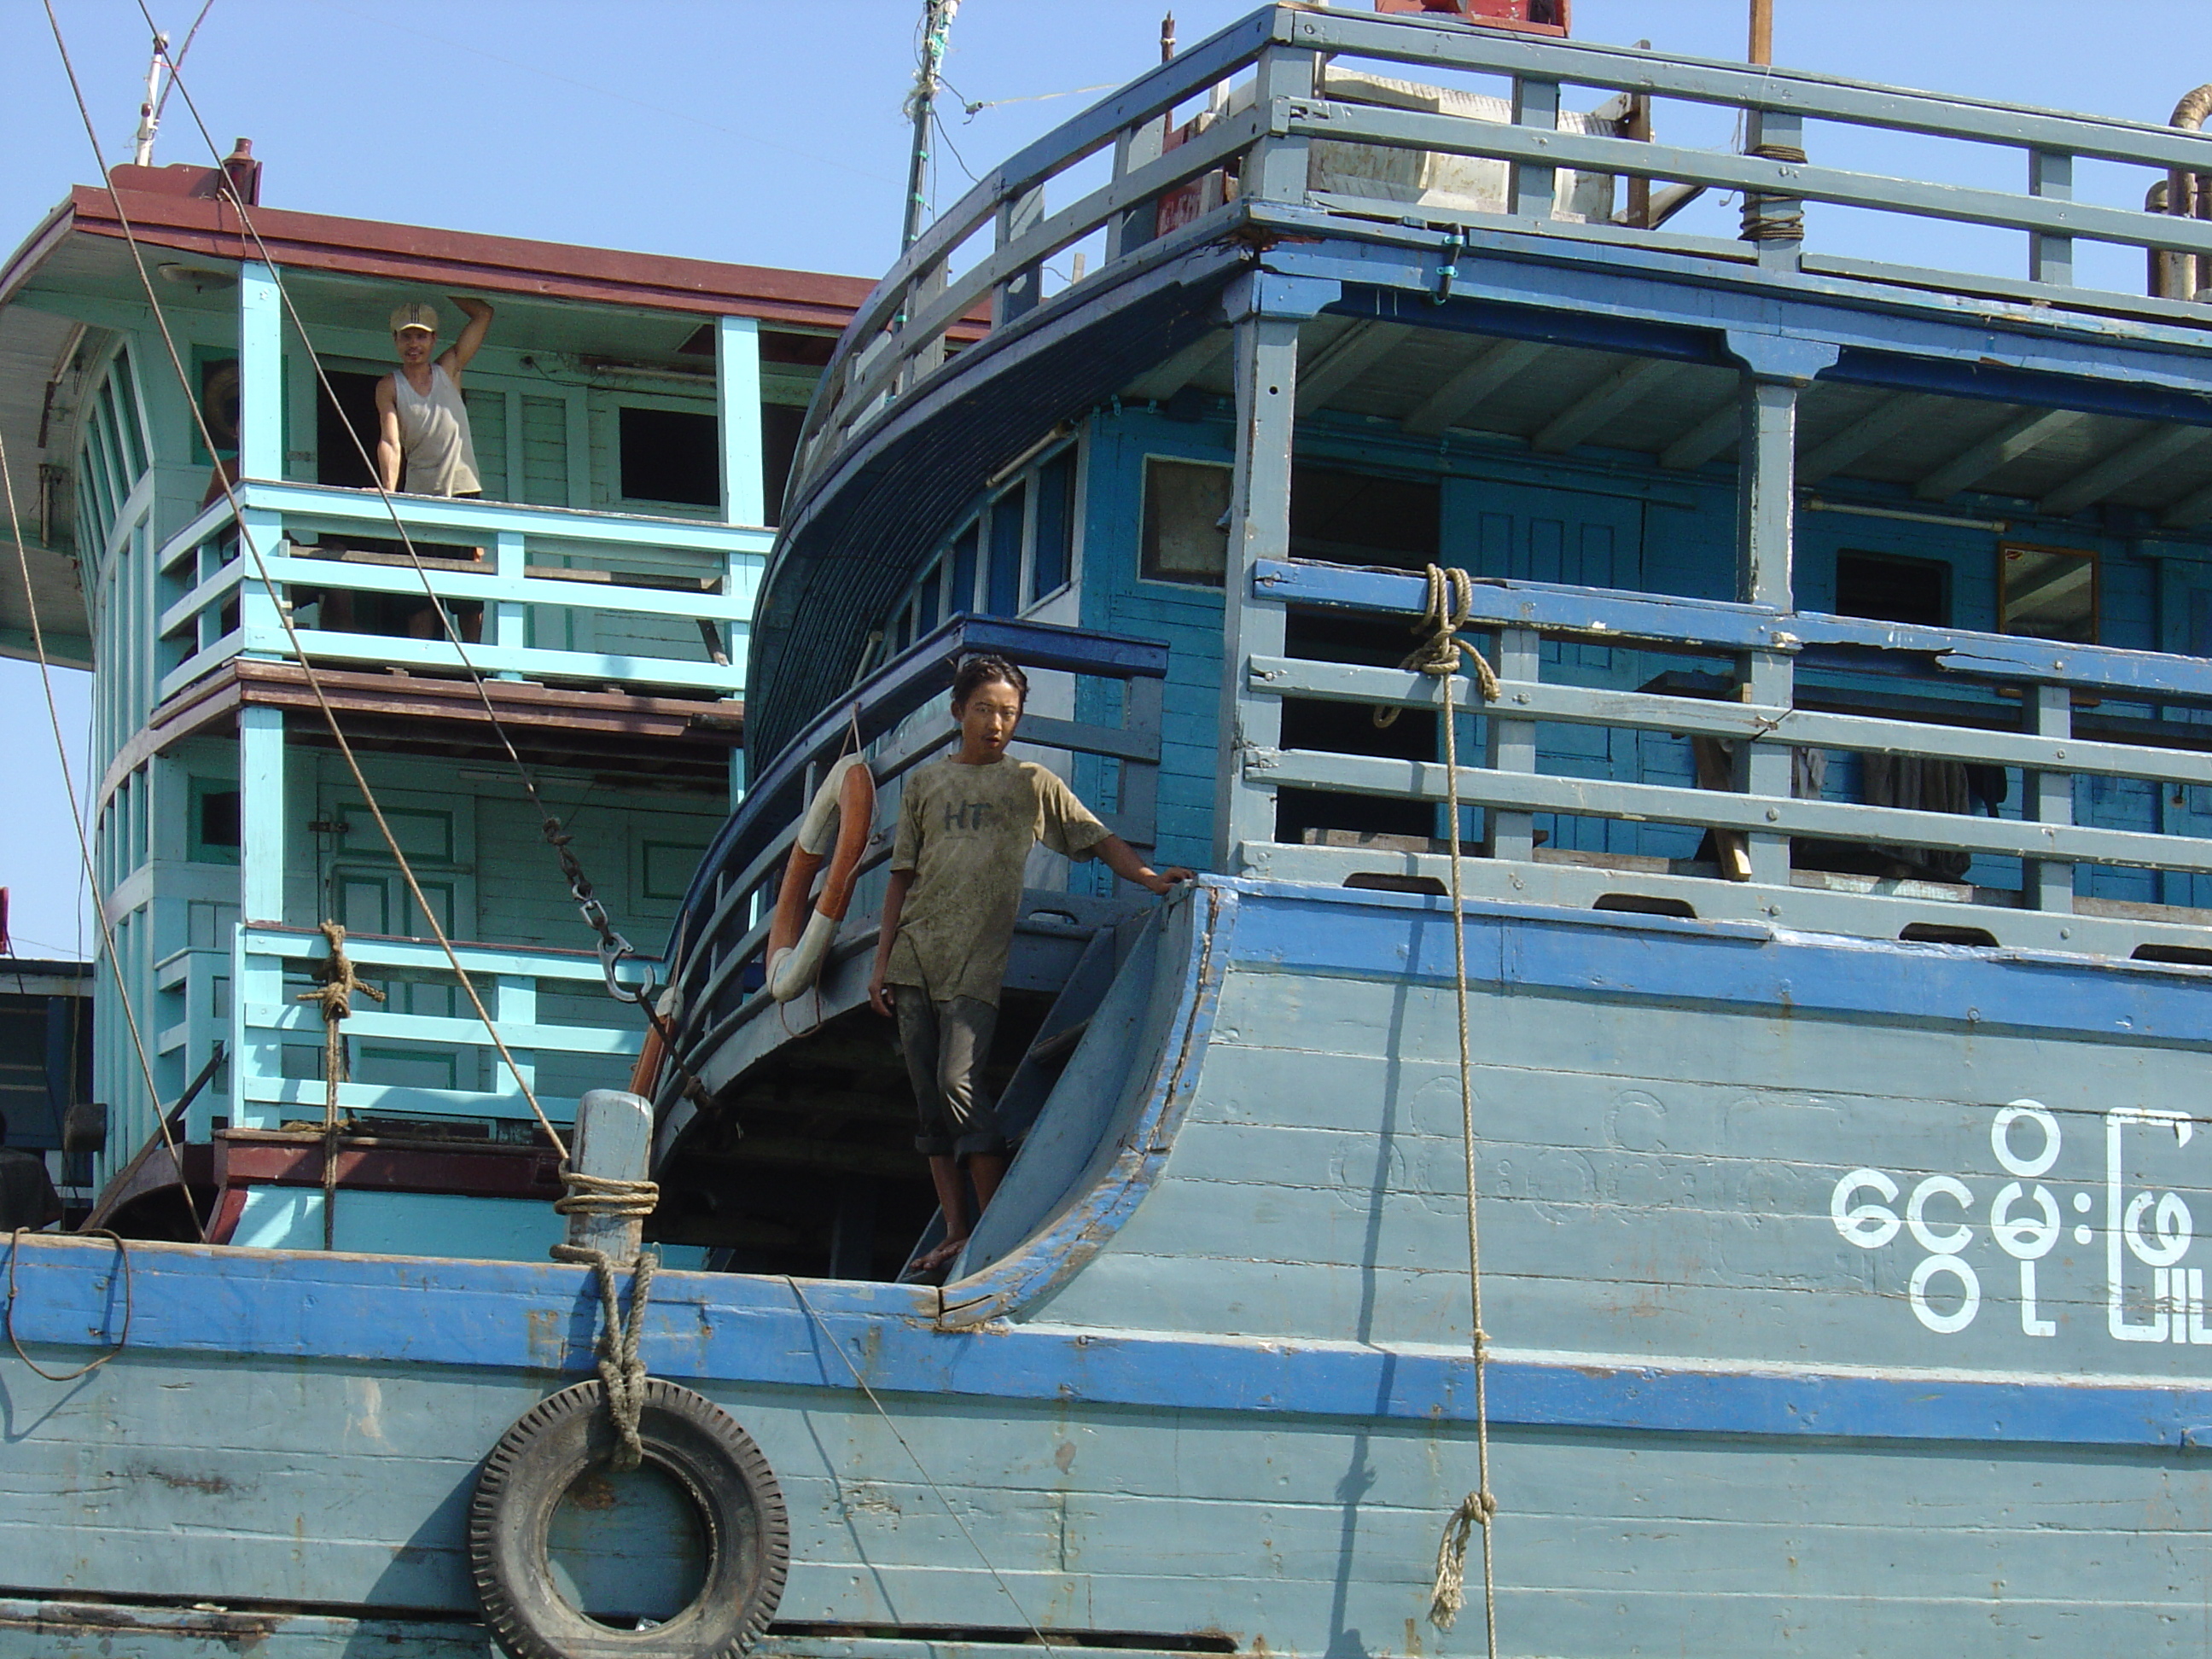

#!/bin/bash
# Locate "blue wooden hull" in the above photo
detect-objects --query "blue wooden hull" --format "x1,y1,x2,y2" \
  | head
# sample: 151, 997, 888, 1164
9, 877, 2211, 1653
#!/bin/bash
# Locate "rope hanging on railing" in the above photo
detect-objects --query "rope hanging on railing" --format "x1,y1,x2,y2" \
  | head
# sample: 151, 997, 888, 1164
298, 920, 384, 1252
1387, 565, 1502, 1658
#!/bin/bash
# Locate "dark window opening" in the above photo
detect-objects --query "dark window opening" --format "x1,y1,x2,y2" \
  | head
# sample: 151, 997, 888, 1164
1834, 550, 1949, 628
951, 524, 980, 615
1277, 610, 1441, 847
986, 483, 1026, 616
620, 406, 720, 507
199, 789, 241, 848
1030, 450, 1076, 602
760, 403, 806, 527
1290, 466, 1441, 568
916, 562, 941, 635
316, 369, 383, 489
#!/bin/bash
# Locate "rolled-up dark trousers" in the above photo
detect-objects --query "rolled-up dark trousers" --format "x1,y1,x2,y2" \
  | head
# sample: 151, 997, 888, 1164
894, 992, 1005, 1160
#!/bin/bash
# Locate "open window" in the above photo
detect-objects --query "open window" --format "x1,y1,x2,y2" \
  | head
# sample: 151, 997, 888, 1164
1998, 542, 2097, 642
1834, 550, 1950, 627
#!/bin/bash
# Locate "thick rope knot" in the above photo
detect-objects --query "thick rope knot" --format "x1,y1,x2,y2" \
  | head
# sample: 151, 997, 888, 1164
550, 1230, 658, 1473
1376, 565, 1500, 730
297, 919, 384, 1029
300, 920, 386, 1252
1428, 1487, 1499, 1631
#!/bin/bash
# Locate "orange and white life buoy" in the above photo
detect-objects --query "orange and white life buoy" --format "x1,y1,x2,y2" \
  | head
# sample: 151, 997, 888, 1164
765, 754, 874, 1003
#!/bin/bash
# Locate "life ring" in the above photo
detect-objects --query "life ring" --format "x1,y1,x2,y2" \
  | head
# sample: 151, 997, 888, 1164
469, 1377, 789, 1659
765, 754, 873, 1003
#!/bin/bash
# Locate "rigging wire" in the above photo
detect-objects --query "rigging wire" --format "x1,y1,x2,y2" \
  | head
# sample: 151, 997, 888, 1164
148, 0, 216, 126
138, 15, 711, 1103
0, 424, 202, 1241
44, 0, 574, 1166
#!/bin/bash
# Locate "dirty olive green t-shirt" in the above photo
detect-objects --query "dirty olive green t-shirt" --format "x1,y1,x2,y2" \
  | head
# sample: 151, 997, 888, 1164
886, 756, 1109, 1007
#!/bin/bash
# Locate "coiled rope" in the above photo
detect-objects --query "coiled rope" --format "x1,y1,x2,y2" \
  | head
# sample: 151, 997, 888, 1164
298, 922, 384, 1251
550, 1199, 660, 1472
1390, 568, 1502, 1657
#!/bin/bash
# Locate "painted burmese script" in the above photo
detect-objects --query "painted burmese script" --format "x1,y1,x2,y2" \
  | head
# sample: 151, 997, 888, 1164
1834, 1103, 2210, 1345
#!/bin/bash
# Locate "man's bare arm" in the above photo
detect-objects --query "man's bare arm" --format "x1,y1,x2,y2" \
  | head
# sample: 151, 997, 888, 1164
440, 297, 494, 381
868, 868, 914, 1017
1094, 835, 1195, 897
373, 375, 403, 492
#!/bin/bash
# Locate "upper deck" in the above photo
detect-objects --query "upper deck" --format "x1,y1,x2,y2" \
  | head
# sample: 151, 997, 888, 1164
713, 2, 2212, 972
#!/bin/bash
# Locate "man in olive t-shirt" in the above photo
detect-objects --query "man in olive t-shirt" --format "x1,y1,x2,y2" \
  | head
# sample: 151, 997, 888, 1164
870, 655, 1193, 1277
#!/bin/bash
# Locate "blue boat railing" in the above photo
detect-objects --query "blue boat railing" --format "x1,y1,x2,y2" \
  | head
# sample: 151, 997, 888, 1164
154, 480, 770, 701
789, 3, 2212, 515
658, 614, 1170, 1096
1244, 556, 2212, 928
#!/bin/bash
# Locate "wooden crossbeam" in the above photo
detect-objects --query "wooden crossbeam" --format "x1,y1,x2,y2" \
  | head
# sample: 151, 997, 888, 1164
1294, 321, 1406, 415
1533, 358, 1687, 453
1798, 392, 1944, 486
2041, 423, 2212, 518
1915, 406, 2086, 500
1400, 338, 1546, 437
1123, 333, 1225, 403
1658, 398, 1741, 470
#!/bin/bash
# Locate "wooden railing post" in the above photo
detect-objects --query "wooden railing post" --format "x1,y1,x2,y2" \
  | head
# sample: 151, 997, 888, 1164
1246, 44, 1318, 205
992, 187, 1045, 327
1740, 108, 1806, 271
1510, 76, 1561, 220
2029, 148, 2075, 285
1484, 627, 1540, 862
2027, 683, 2075, 913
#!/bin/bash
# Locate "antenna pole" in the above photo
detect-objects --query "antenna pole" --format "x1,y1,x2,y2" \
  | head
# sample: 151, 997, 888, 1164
1747, 0, 1773, 65
131, 31, 171, 166
902, 0, 959, 252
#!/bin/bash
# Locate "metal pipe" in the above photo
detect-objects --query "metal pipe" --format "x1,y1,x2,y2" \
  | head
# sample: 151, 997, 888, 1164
900, 0, 960, 253
130, 32, 169, 167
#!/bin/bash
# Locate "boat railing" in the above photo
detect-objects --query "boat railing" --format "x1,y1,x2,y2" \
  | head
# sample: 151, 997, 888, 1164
661, 614, 1169, 1080
152, 480, 769, 702
202, 925, 652, 1134
791, 3, 2212, 514
1248, 556, 2212, 939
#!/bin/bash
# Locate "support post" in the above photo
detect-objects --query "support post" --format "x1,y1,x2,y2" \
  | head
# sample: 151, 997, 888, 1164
716, 316, 765, 527
1728, 334, 1835, 887
565, 1088, 654, 1266
992, 186, 1045, 327
239, 704, 284, 923
1245, 46, 1317, 203
1214, 272, 1337, 870
237, 262, 282, 481
2029, 149, 2075, 287
2027, 684, 2075, 913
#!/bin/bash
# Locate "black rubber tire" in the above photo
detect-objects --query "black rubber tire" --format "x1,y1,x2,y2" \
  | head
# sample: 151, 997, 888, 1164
469, 1378, 789, 1659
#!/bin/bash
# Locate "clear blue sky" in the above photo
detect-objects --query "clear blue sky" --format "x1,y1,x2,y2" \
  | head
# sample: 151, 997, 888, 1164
2, 0, 2206, 957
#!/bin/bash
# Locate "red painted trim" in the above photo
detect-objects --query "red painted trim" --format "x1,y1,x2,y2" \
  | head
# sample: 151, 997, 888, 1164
215, 1132, 567, 1202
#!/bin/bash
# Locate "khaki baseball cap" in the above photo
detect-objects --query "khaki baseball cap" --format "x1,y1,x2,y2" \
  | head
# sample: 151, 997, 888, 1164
389, 302, 439, 335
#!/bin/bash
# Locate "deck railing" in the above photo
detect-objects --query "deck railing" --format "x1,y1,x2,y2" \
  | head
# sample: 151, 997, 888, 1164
660, 614, 1168, 1092
1247, 557, 2212, 945
206, 925, 649, 1132
153, 481, 769, 701
791, 4, 2212, 514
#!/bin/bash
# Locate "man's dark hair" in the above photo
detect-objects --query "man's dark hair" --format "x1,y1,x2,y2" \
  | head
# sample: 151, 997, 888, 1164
952, 655, 1028, 709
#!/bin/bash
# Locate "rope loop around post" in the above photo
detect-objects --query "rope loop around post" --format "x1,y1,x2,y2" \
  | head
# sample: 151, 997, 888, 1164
1375, 565, 1499, 730
550, 1169, 659, 1474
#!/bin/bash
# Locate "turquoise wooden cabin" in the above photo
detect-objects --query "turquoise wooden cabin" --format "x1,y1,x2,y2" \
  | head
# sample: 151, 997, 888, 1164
15, 5, 2212, 1655
0, 154, 866, 1260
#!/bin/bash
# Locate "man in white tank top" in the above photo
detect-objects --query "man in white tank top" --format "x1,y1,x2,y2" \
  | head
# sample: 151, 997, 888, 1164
375, 297, 494, 497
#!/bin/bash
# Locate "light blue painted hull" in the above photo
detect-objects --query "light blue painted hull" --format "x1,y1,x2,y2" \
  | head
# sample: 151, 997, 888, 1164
8, 878, 2212, 1654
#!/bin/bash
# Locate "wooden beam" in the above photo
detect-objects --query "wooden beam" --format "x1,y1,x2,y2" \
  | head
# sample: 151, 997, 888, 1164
1400, 338, 1546, 437
1533, 358, 1686, 453
1798, 392, 1944, 485
1658, 399, 1740, 469
1915, 406, 2087, 500
1294, 320, 1406, 415
2041, 422, 2212, 518
2162, 475, 2212, 529
1122, 333, 1225, 403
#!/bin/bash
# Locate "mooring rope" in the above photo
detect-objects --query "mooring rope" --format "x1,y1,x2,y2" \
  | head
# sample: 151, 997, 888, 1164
1395, 566, 1503, 1656
6, 1229, 132, 1382
549, 1231, 658, 1471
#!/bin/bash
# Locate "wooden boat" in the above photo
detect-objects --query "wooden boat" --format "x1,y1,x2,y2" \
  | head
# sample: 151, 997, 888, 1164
13, 3, 2212, 1653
